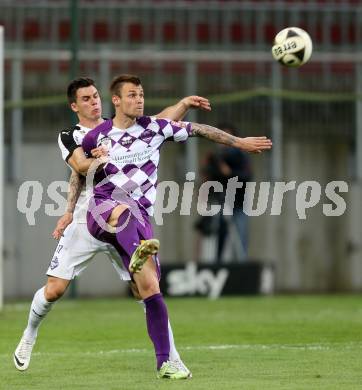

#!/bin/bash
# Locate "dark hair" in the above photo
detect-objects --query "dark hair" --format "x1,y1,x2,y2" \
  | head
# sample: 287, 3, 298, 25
110, 74, 142, 97
67, 77, 96, 104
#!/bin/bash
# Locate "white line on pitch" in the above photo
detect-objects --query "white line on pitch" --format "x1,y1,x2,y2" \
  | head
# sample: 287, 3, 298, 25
2, 342, 362, 359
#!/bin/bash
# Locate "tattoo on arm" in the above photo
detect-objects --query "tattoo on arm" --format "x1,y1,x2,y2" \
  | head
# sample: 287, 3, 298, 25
66, 170, 85, 213
190, 123, 236, 146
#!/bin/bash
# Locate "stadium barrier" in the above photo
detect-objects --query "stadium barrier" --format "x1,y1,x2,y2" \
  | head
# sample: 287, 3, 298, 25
157, 262, 275, 299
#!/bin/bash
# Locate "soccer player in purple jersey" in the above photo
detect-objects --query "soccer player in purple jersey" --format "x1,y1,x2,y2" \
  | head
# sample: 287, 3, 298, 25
13, 77, 210, 374
82, 74, 272, 379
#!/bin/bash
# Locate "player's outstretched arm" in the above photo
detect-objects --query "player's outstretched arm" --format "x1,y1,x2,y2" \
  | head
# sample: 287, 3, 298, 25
52, 170, 85, 239
156, 96, 211, 121
190, 123, 272, 153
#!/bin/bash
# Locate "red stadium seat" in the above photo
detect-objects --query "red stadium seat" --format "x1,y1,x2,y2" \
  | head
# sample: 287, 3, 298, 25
128, 22, 143, 42
348, 23, 357, 43
263, 23, 277, 43
23, 20, 40, 41
163, 22, 177, 42
197, 23, 210, 42
93, 21, 109, 42
58, 20, 70, 41
330, 23, 342, 44
231, 22, 256, 43
230, 23, 243, 43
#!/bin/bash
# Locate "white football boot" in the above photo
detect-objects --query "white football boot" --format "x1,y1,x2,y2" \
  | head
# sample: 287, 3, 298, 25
172, 358, 192, 378
14, 335, 35, 371
157, 360, 189, 379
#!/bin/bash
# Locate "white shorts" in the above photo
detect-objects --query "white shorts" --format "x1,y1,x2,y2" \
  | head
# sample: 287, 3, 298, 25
46, 222, 131, 281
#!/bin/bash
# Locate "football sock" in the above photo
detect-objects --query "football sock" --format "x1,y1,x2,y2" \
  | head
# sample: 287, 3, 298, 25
23, 287, 53, 342
137, 299, 146, 313
115, 209, 141, 258
168, 320, 181, 361
138, 300, 180, 361
143, 293, 170, 369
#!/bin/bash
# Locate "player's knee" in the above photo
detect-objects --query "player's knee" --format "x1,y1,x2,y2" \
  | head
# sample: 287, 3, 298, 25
45, 281, 68, 301
137, 279, 160, 298
108, 204, 129, 227
44, 286, 64, 302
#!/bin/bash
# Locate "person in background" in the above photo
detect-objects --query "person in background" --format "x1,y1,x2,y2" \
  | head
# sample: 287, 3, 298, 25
201, 123, 253, 263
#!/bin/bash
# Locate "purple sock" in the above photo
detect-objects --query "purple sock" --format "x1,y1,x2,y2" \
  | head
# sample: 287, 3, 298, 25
144, 293, 170, 369
115, 209, 141, 258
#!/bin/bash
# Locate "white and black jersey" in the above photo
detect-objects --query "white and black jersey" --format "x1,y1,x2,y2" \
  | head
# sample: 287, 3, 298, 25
58, 125, 89, 163
57, 123, 92, 223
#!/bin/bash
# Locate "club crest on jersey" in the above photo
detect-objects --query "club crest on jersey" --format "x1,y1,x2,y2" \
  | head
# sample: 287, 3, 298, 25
140, 129, 154, 143
119, 133, 135, 148
50, 256, 59, 270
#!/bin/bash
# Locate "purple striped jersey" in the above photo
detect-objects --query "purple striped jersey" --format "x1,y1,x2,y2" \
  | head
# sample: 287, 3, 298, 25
82, 116, 192, 216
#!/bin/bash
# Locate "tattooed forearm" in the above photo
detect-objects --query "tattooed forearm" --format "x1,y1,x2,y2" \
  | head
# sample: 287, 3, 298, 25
66, 170, 85, 213
190, 123, 236, 146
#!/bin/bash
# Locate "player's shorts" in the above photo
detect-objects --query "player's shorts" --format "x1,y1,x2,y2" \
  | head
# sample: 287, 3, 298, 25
46, 222, 130, 281
86, 197, 161, 279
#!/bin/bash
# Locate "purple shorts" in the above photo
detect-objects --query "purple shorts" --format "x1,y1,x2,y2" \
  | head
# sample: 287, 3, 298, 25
86, 197, 160, 279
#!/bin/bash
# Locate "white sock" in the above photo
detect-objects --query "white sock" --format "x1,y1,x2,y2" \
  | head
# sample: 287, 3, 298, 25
167, 320, 181, 361
137, 299, 146, 314
137, 300, 180, 361
23, 287, 54, 342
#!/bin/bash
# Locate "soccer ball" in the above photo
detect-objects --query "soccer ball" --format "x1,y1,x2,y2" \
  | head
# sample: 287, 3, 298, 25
271, 27, 313, 67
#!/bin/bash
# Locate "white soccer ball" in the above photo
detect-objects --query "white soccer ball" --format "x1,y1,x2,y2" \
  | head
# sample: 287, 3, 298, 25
272, 27, 313, 67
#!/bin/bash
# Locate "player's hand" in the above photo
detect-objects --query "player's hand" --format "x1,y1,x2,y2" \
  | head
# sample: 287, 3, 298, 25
52, 212, 73, 240
237, 136, 272, 153
90, 146, 108, 158
182, 96, 211, 112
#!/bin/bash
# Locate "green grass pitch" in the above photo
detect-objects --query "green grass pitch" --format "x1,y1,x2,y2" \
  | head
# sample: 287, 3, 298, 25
0, 295, 361, 389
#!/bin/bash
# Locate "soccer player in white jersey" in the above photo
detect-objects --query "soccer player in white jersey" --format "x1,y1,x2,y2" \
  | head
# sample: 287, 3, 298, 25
14, 77, 211, 374
82, 74, 272, 379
